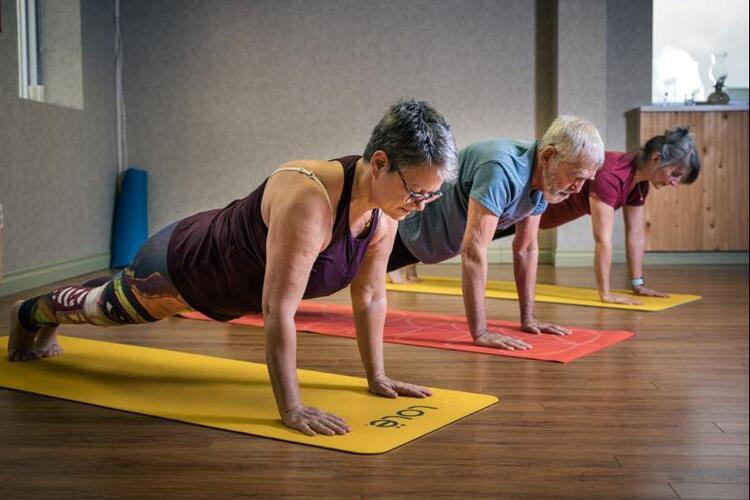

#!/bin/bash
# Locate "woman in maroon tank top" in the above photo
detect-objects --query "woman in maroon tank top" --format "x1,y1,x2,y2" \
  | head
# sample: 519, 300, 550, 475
10, 100, 459, 437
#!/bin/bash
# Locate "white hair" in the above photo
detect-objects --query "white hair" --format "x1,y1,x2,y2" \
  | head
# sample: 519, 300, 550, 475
540, 116, 605, 172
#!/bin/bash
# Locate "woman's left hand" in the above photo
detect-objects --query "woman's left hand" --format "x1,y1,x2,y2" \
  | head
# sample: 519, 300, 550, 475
633, 286, 670, 298
521, 317, 572, 336
368, 374, 432, 398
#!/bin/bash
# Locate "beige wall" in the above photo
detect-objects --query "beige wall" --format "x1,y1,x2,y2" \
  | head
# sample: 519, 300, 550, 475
121, 0, 539, 232
554, 0, 653, 259
0, 0, 116, 274
0, 0, 654, 278
121, 0, 653, 262
40, 0, 85, 110
605, 0, 653, 254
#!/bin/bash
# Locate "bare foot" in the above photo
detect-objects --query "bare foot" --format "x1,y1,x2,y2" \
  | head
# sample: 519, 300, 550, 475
35, 325, 63, 358
8, 300, 43, 361
387, 270, 408, 284
404, 264, 421, 283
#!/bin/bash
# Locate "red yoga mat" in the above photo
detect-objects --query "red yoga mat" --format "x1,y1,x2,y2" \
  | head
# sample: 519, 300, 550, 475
180, 303, 634, 363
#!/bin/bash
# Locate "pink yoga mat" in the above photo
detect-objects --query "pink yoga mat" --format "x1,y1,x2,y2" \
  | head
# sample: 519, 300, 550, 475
180, 303, 634, 363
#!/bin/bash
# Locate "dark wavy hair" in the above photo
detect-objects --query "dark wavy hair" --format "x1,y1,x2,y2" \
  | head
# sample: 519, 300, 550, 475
363, 99, 458, 184
640, 127, 701, 184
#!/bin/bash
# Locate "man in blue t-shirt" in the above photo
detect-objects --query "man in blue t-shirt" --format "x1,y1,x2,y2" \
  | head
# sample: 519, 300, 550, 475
387, 116, 605, 351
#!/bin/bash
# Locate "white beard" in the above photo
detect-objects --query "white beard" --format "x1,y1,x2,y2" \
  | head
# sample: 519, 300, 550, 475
541, 161, 571, 204
543, 191, 571, 204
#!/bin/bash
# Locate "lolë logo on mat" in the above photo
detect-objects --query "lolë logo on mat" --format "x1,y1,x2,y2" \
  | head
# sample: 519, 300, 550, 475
368, 405, 438, 428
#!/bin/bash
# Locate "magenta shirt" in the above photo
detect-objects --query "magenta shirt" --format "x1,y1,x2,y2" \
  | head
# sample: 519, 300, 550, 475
539, 151, 649, 230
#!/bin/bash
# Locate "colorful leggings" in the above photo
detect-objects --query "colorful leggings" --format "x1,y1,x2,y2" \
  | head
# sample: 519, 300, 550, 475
19, 223, 191, 331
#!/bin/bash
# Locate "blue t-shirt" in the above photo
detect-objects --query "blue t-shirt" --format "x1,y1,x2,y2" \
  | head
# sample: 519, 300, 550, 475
398, 139, 547, 263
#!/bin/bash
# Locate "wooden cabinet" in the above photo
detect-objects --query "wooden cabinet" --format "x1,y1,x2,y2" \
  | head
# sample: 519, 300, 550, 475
630, 105, 749, 251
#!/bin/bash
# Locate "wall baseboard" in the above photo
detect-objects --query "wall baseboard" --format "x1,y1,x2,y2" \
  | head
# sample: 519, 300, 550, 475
553, 250, 749, 267
0, 253, 111, 297
553, 250, 623, 267
442, 249, 748, 267
639, 251, 749, 266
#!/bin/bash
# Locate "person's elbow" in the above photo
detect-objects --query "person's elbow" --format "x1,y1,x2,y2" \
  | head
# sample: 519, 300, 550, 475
350, 280, 384, 309
461, 240, 487, 267
262, 298, 297, 327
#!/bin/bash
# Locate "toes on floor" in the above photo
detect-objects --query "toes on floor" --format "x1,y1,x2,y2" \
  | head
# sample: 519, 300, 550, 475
8, 349, 43, 362
38, 345, 63, 357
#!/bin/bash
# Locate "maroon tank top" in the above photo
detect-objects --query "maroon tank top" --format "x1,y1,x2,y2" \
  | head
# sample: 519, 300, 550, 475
167, 156, 380, 321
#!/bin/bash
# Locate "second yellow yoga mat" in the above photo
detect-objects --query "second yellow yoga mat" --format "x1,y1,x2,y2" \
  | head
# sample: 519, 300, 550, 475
385, 275, 701, 311
0, 335, 497, 454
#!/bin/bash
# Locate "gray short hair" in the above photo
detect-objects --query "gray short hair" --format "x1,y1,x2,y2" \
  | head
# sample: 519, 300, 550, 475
363, 99, 459, 184
640, 127, 701, 184
540, 116, 605, 172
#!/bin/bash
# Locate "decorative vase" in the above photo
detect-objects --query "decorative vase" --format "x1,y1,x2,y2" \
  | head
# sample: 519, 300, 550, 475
707, 52, 730, 104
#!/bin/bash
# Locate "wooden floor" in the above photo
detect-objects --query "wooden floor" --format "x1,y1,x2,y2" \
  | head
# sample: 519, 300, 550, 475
1, 264, 748, 499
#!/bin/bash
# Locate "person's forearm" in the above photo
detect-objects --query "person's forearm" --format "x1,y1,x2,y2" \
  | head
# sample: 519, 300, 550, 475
352, 292, 387, 381
513, 246, 538, 322
461, 247, 488, 338
265, 313, 302, 415
594, 240, 613, 296
626, 233, 645, 282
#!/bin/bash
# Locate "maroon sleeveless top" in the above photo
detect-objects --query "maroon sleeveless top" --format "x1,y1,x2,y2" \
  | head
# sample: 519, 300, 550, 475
167, 156, 380, 321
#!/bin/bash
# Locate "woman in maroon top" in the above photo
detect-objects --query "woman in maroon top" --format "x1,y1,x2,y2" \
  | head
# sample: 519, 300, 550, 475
537, 126, 701, 304
9, 100, 459, 436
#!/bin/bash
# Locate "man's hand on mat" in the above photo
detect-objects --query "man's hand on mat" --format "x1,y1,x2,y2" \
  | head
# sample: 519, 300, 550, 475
281, 405, 351, 437
521, 318, 572, 336
473, 330, 532, 351
368, 374, 432, 399
633, 286, 670, 298
600, 292, 643, 305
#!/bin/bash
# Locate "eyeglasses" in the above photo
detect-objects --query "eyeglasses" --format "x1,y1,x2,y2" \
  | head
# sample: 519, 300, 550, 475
392, 163, 441, 202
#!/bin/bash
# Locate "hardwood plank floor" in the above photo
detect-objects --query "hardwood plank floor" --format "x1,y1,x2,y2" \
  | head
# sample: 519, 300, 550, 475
1, 264, 748, 499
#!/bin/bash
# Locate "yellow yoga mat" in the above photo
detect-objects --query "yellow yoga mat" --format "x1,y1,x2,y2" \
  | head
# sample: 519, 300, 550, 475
0, 335, 497, 454
385, 275, 701, 312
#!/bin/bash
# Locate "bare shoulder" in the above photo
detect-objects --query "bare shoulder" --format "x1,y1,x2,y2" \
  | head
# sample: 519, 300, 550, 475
267, 160, 345, 206
262, 160, 339, 231
277, 159, 346, 190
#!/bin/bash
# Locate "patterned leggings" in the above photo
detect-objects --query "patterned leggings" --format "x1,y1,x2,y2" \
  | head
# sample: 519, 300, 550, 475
19, 223, 191, 331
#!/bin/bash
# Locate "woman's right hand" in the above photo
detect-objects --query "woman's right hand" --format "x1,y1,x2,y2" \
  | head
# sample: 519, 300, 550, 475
633, 285, 670, 298
473, 330, 532, 350
281, 405, 351, 436
599, 292, 642, 305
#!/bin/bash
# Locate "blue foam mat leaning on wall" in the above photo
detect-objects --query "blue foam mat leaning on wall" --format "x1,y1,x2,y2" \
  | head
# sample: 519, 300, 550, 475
111, 167, 148, 268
